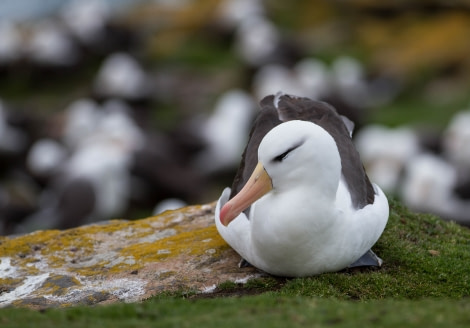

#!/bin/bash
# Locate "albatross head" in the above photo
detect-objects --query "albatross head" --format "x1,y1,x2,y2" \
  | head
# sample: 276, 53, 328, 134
220, 120, 341, 226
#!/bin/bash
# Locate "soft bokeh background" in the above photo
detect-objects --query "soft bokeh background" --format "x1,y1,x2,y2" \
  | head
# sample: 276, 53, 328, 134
1, 0, 470, 235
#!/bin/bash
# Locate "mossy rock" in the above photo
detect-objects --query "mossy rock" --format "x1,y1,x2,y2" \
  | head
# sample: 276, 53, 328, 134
0, 203, 259, 309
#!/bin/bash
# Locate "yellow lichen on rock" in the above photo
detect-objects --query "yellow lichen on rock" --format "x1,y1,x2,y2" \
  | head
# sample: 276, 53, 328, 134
119, 225, 229, 267
0, 204, 260, 309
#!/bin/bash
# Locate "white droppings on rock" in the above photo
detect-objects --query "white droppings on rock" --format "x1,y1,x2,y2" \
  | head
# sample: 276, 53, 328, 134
105, 256, 136, 268
95, 278, 147, 303
43, 277, 146, 305
201, 284, 217, 294
0, 273, 50, 306
141, 229, 177, 243
234, 274, 263, 284
0, 257, 16, 278
170, 214, 185, 224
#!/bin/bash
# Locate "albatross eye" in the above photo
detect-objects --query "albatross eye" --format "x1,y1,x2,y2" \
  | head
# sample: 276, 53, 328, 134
273, 149, 292, 162
271, 139, 306, 163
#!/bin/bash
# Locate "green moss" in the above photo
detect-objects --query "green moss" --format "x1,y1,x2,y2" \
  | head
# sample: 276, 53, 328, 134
244, 277, 281, 290
217, 280, 238, 290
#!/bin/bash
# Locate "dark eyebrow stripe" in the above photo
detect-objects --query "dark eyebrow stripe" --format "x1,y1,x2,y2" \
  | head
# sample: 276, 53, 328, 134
272, 139, 306, 162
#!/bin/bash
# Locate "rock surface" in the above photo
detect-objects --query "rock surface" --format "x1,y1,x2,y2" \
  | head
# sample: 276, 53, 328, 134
0, 204, 261, 309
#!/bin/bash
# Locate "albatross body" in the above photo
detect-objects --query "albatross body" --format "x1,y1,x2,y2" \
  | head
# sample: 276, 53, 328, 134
215, 94, 389, 277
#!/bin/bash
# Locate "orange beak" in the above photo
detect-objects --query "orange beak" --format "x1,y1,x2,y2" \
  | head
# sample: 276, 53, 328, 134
220, 162, 273, 226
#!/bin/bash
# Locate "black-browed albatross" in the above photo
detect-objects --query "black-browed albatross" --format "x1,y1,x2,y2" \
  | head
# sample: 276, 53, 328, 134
215, 93, 389, 277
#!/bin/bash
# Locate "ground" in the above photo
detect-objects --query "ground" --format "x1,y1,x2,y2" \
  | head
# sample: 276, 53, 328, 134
1, 199, 470, 327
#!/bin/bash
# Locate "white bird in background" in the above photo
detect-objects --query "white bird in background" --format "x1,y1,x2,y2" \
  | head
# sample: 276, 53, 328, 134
94, 52, 151, 99
401, 153, 470, 224
330, 56, 370, 108
443, 109, 470, 174
293, 58, 330, 100
252, 64, 305, 101
27, 139, 67, 177
354, 124, 420, 194
63, 99, 144, 220
19, 99, 145, 232
60, 0, 110, 45
234, 15, 280, 66
153, 198, 187, 215
0, 21, 22, 63
215, 0, 265, 30
26, 19, 78, 66
215, 94, 389, 277
63, 98, 102, 150
194, 89, 255, 174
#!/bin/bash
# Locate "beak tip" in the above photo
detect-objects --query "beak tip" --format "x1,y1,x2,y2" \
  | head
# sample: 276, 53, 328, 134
220, 204, 231, 226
